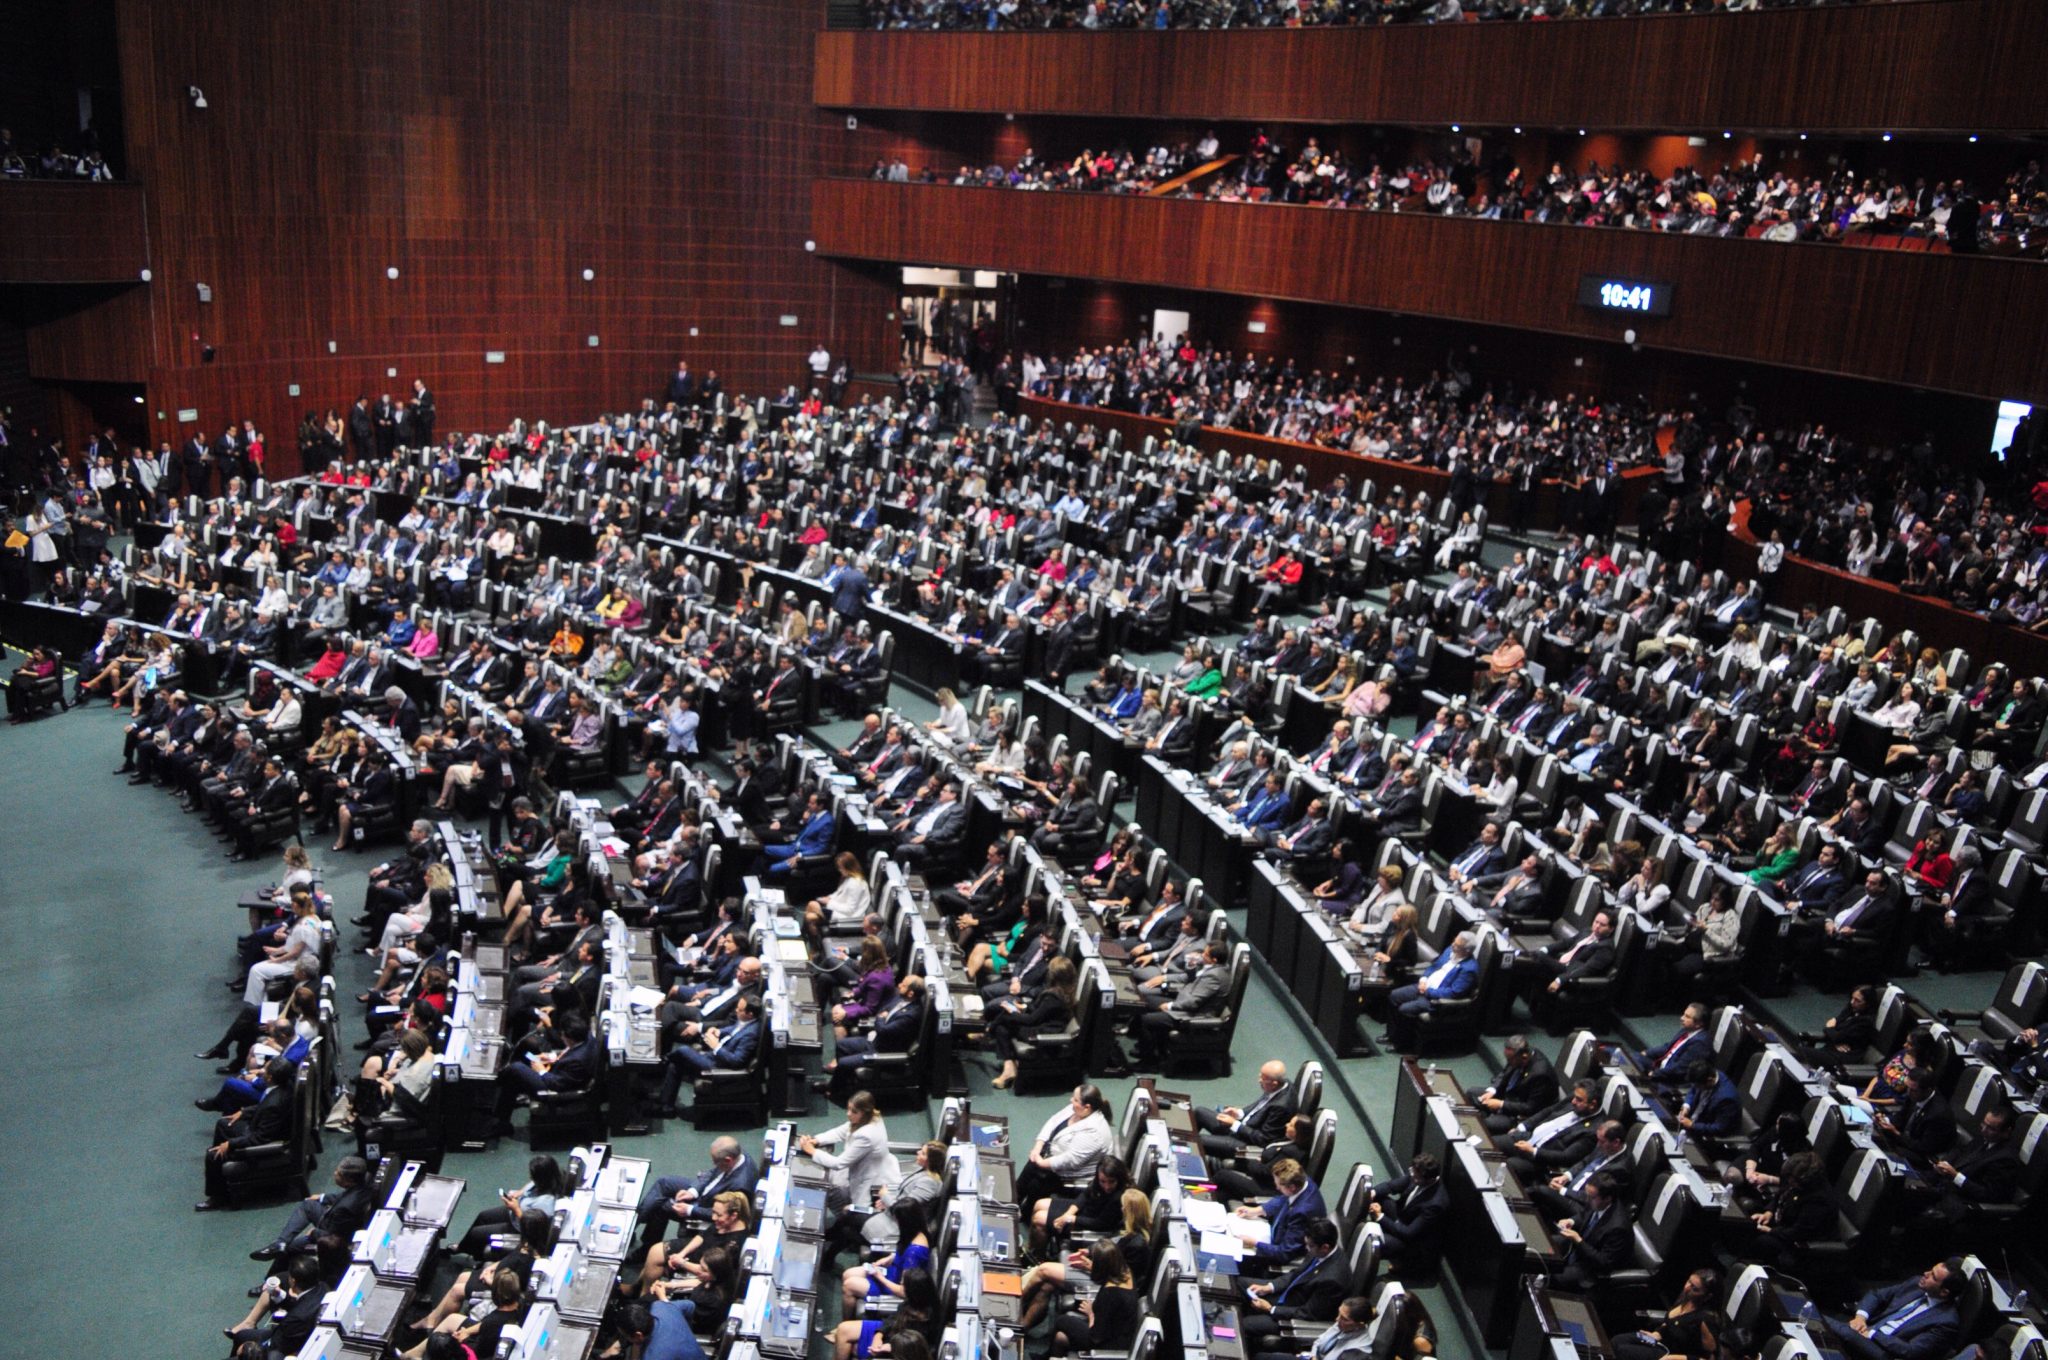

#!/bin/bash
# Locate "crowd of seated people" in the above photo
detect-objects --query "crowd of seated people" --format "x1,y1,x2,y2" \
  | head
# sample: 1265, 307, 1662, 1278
855, 0, 1907, 32
1736, 421, 2048, 629
16, 350, 2042, 1360
901, 127, 2041, 254
0, 125, 115, 180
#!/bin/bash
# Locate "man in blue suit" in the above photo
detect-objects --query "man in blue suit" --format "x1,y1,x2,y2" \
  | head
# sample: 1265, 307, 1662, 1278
1674, 1059, 1741, 1139
1815, 1258, 1963, 1360
829, 560, 868, 621
493, 1014, 603, 1127
1385, 932, 1480, 1051
820, 976, 927, 1102
633, 1136, 760, 1250
658, 996, 763, 1114
1236, 773, 1294, 837
1229, 1159, 1326, 1267
762, 793, 834, 875
1635, 1003, 1712, 1089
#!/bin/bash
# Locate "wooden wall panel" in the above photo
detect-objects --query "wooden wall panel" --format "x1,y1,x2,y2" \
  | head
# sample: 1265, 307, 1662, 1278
814, 179, 2048, 403
0, 183, 150, 284
113, 0, 892, 463
816, 2, 2047, 133
25, 286, 151, 384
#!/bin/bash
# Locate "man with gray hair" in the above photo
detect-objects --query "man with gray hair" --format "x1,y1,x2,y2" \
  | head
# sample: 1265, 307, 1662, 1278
1384, 931, 1481, 1051
631, 1135, 760, 1253
1923, 844, 1987, 971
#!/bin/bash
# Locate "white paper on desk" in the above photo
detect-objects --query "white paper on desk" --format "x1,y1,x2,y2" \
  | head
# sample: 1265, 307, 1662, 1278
625, 985, 667, 1013
1198, 1232, 1248, 1260
1185, 1200, 1267, 1241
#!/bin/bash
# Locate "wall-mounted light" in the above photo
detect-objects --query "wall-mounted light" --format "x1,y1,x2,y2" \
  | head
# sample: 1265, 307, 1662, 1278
386, 266, 400, 280
139, 268, 152, 282
587, 335, 600, 347
196, 283, 212, 303
581, 268, 595, 281
1450, 124, 1460, 133
187, 85, 208, 109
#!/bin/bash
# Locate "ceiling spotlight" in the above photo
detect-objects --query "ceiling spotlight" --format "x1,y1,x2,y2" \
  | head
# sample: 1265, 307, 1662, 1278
1799, 133, 1808, 141
1451, 124, 1460, 133
187, 85, 207, 109
1722, 131, 1732, 140
1513, 127, 1522, 135
1882, 132, 1893, 142
1578, 129, 1586, 136
1969, 135, 1979, 143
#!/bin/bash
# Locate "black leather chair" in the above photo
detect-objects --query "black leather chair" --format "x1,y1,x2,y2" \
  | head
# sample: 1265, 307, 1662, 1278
526, 1050, 607, 1149
220, 1059, 320, 1204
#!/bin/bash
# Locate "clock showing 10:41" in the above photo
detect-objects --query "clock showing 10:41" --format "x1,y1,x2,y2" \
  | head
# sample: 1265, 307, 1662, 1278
1577, 274, 1674, 318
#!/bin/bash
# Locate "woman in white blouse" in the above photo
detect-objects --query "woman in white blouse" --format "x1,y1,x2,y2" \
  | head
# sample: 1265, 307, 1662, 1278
925, 687, 973, 746
804, 852, 872, 937
1866, 681, 1923, 736
1018, 1085, 1115, 1209
975, 730, 1028, 777
1345, 869, 1409, 944
1475, 754, 1520, 811
1616, 855, 1671, 923
802, 1090, 901, 1211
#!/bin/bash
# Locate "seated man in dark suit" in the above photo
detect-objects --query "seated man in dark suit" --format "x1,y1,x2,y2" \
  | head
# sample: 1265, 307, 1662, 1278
1364, 1153, 1451, 1275
1134, 942, 1231, 1065
221, 1254, 326, 1358
1228, 1159, 1327, 1271
657, 995, 762, 1115
248, 1154, 374, 1263
1675, 1059, 1743, 1141
1239, 1217, 1348, 1351
1210, 1113, 1315, 1203
1920, 846, 1990, 971
1518, 909, 1618, 1002
1908, 1105, 2024, 1240
632, 1136, 761, 1252
1465, 1034, 1559, 1136
1634, 1003, 1713, 1089
491, 1014, 603, 1132
1876, 1068, 1958, 1162
819, 975, 926, 1103
1549, 1173, 1633, 1291
197, 1057, 298, 1211
1526, 1119, 1632, 1227
1495, 1079, 1600, 1184
1195, 1059, 1297, 1159
1812, 1258, 1964, 1360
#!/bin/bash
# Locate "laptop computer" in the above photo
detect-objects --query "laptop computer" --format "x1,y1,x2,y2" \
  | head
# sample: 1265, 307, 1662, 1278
775, 1235, 822, 1295
403, 1174, 465, 1229
556, 1258, 621, 1322
760, 1291, 813, 1357
786, 1184, 830, 1236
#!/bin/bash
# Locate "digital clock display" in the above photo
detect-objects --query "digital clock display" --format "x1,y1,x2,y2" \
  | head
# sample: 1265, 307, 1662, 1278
1577, 275, 1673, 318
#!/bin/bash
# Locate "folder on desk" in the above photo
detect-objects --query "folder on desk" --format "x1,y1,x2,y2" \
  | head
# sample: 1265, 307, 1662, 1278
983, 1269, 1023, 1297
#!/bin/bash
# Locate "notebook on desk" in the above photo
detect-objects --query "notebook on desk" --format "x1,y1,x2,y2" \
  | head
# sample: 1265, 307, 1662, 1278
1159, 1105, 1196, 1135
